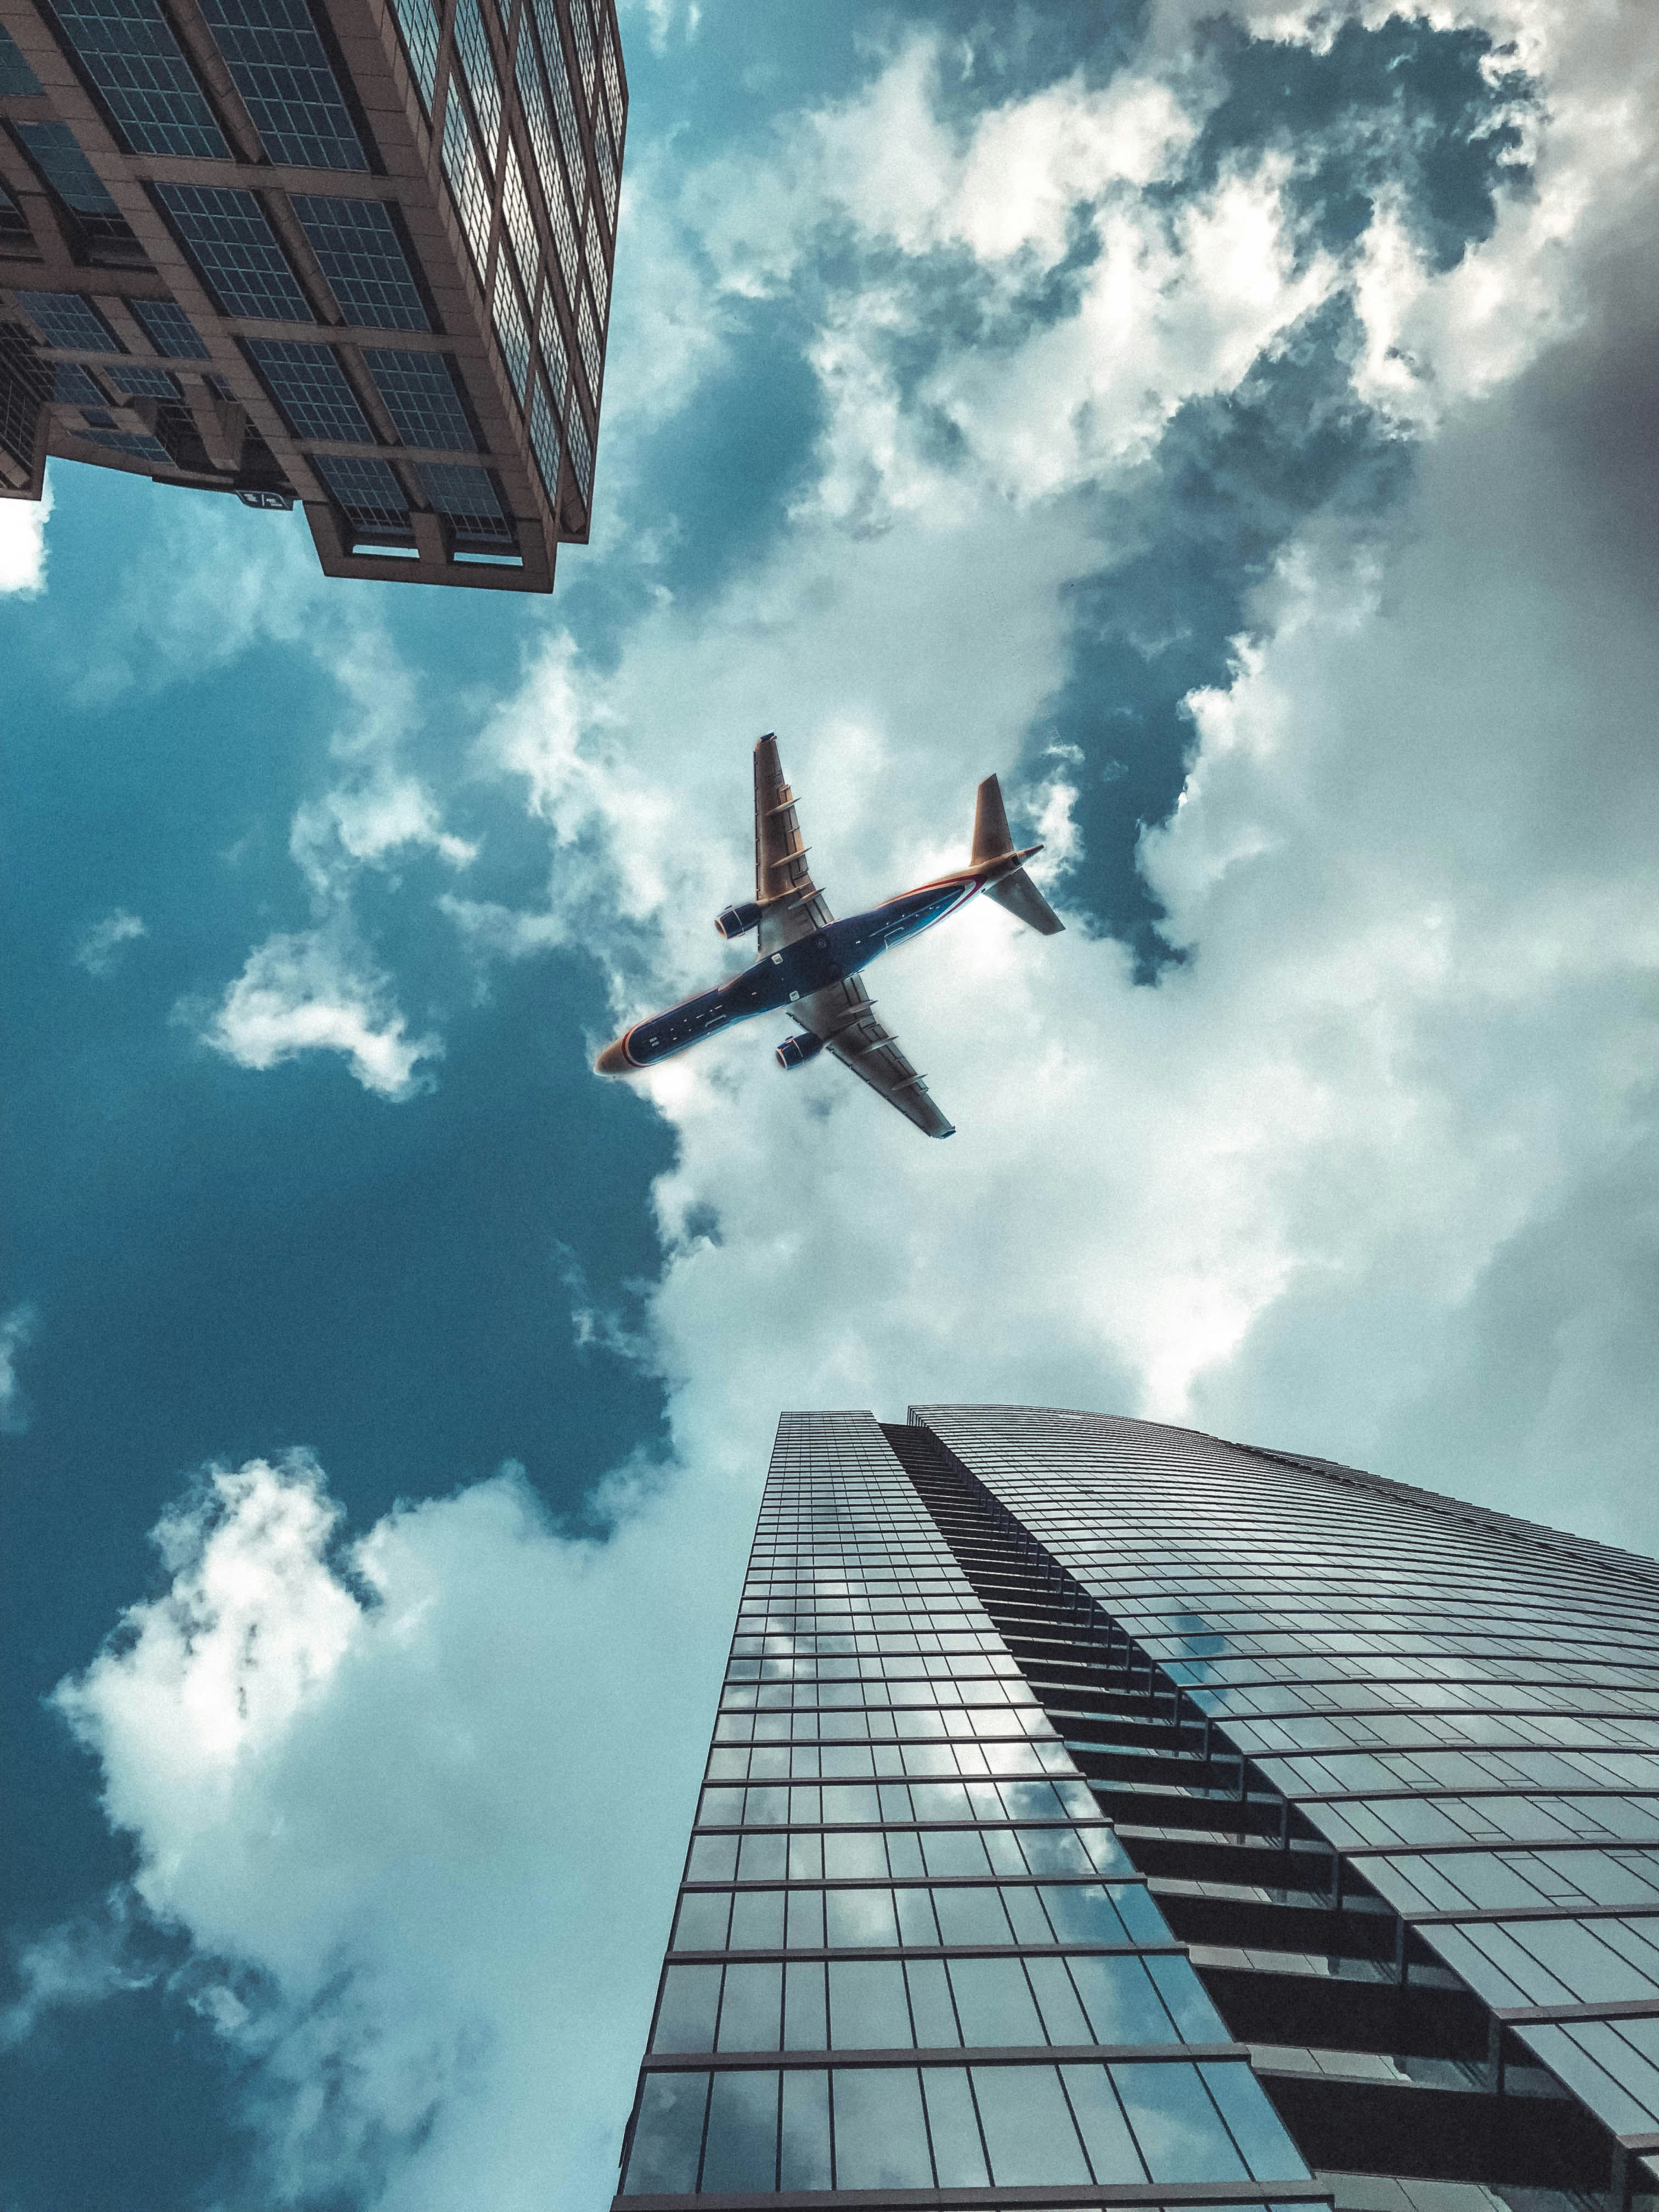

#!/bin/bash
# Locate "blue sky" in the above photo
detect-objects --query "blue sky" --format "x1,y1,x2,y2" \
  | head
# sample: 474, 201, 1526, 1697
5, 2, 1659, 2207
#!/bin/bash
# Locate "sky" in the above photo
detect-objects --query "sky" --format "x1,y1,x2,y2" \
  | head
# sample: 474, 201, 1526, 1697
3, 0, 1659, 2205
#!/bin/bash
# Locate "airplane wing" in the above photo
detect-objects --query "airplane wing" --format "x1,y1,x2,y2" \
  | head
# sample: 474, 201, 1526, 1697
793, 975, 956, 1140
754, 733, 833, 955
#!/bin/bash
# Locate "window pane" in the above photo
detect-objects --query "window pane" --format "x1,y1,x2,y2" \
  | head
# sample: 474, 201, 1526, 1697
1003, 1885, 1053, 1945
932, 1886, 1012, 1946
701, 2067, 778, 2193
1018, 1828, 1094, 1876
923, 2066, 989, 2187
920, 1829, 990, 1877
1200, 2061, 1309, 2180
823, 1830, 887, 1880
729, 1889, 784, 1950
831, 2067, 934, 2189
905, 1959, 960, 2047
971, 2063, 1091, 2185
652, 1965, 719, 2053
894, 1886, 938, 1945
885, 1830, 926, 1877
687, 1835, 737, 1882
779, 2068, 831, 2191
672, 1893, 730, 1951
1069, 1956, 1178, 2046
783, 1960, 826, 2051
786, 1888, 825, 1949
1027, 1956, 1092, 2045
1148, 1955, 1229, 2042
718, 1962, 782, 2052
829, 1959, 912, 2049
737, 1832, 786, 1881
948, 1957, 1045, 2047
1111, 2061, 1249, 2182
621, 2072, 707, 2196
1039, 1884, 1126, 1944
1059, 2062, 1145, 2183
826, 1887, 898, 1948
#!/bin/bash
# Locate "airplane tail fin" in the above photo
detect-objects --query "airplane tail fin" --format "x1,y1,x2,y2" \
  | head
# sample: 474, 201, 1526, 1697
984, 866, 1064, 935
971, 774, 1064, 934
971, 774, 1014, 867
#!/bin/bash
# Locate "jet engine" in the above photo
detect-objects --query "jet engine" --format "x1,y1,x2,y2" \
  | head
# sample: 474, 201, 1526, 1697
715, 900, 763, 941
776, 1032, 827, 1071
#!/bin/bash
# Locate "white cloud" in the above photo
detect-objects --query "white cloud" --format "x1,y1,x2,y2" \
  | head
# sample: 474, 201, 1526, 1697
74, 908, 146, 978
44, 1449, 755, 2211
0, 476, 50, 596
0, 1301, 37, 1435
202, 927, 442, 1101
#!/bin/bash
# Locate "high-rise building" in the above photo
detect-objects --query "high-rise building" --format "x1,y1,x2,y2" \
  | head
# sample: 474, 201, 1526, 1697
614, 1406, 1659, 2212
0, 0, 622, 590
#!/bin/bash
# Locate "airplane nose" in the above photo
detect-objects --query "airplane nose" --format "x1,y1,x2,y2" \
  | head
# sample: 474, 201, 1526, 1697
595, 1037, 634, 1075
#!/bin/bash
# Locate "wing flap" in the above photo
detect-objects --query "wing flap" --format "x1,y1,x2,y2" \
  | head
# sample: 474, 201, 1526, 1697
753, 733, 832, 952
795, 977, 955, 1139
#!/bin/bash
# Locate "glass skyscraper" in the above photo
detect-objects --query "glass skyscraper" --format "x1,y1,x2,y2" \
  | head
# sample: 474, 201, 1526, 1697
0, 0, 622, 589
615, 1406, 1659, 2212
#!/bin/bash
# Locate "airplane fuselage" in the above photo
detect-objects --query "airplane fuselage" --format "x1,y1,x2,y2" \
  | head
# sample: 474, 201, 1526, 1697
611, 871, 986, 1070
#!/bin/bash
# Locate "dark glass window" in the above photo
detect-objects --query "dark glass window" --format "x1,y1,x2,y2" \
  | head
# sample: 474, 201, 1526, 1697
49, 0, 227, 158
1111, 2061, 1248, 2183
14, 122, 117, 213
1059, 2062, 1143, 2182
621, 2073, 707, 2196
922, 2066, 989, 2186
361, 348, 475, 452
151, 185, 309, 321
528, 370, 561, 508
778, 2068, 831, 2190
83, 426, 171, 463
244, 340, 369, 442
197, 0, 366, 170
105, 364, 179, 399
130, 298, 210, 359
0, 22, 42, 93
290, 195, 428, 331
53, 363, 105, 404
828, 1959, 911, 2049
13, 290, 120, 351
652, 1964, 719, 2053
312, 453, 406, 527
830, 2067, 933, 2190
699, 2069, 776, 2194
973, 2062, 1091, 2185
716, 1962, 781, 2052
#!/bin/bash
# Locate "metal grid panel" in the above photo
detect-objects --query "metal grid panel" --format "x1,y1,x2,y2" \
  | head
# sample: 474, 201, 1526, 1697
48, 0, 229, 160
14, 120, 119, 212
12, 287, 121, 349
439, 94, 491, 281
244, 337, 370, 441
0, 20, 42, 93
152, 184, 310, 320
449, 0, 500, 165
312, 450, 406, 524
362, 346, 476, 451
129, 297, 209, 359
489, 263, 528, 403
290, 194, 429, 331
197, 0, 367, 171
385, 0, 439, 109
105, 362, 179, 397
420, 459, 506, 536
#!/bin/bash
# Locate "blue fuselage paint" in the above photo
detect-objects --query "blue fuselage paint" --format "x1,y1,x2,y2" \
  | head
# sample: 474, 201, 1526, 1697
620, 875, 979, 1068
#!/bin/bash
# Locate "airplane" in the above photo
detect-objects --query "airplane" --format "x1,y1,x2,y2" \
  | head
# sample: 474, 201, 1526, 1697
594, 734, 1063, 1137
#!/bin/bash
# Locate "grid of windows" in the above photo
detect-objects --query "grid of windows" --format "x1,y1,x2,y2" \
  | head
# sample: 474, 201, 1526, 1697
53, 363, 105, 404
244, 338, 369, 441
197, 0, 366, 171
386, 0, 439, 109
532, 0, 583, 199
420, 460, 507, 538
15, 121, 119, 213
129, 298, 210, 359
449, 0, 500, 165
536, 285, 567, 408
919, 1403, 1659, 2188
490, 266, 529, 404
0, 20, 41, 93
13, 289, 120, 350
501, 146, 537, 294
289, 196, 428, 331
527, 368, 560, 506
152, 184, 310, 321
615, 1413, 1311, 2208
362, 348, 475, 451
105, 363, 179, 398
82, 425, 170, 462
440, 95, 491, 281
313, 451, 405, 525
49, 0, 229, 160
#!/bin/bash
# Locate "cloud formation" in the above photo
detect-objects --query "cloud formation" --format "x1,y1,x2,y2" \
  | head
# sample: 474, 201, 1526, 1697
0, 479, 50, 597
73, 909, 146, 978
0, 1302, 37, 1435
202, 926, 442, 1101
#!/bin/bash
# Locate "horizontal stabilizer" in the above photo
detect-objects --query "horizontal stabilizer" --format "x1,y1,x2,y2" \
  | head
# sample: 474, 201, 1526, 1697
984, 865, 1064, 935
971, 774, 1014, 866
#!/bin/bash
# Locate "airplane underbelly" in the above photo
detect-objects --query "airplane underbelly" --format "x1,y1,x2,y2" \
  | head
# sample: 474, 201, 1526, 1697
628, 988, 739, 1066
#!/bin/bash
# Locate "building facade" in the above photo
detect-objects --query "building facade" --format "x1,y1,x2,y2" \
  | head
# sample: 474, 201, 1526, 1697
0, 0, 622, 589
615, 1406, 1659, 2212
